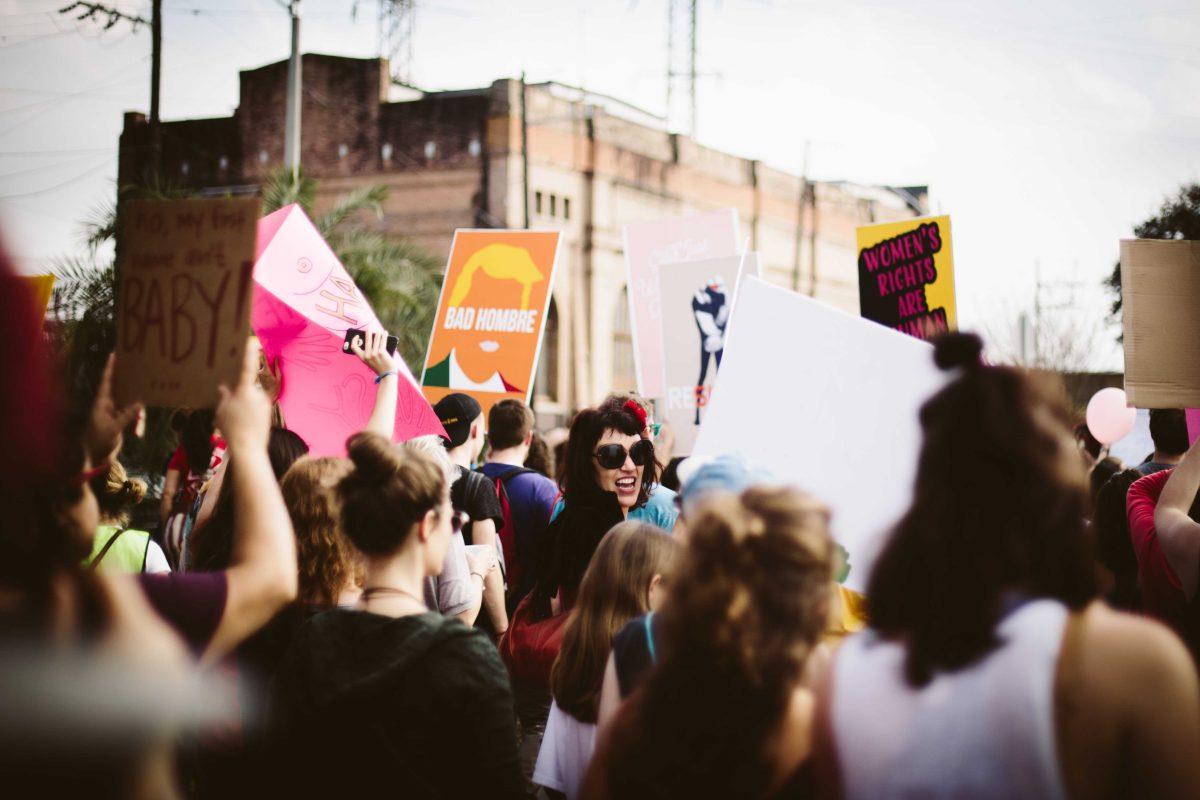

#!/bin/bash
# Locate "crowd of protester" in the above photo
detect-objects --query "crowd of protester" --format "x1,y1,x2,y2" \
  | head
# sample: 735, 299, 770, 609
5, 237, 1200, 800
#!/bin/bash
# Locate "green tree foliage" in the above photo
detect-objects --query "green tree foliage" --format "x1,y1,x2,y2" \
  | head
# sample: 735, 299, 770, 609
1108, 184, 1200, 331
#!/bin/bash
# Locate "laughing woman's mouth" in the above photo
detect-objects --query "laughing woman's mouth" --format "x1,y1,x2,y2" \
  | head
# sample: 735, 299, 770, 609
615, 476, 638, 494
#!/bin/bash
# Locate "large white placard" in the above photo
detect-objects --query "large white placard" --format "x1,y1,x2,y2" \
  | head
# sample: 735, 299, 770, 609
692, 277, 948, 592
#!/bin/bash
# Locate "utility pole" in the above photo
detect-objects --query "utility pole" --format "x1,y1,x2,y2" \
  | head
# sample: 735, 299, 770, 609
688, 0, 698, 138
283, 1, 302, 180
790, 140, 810, 293
149, 0, 161, 179
520, 71, 530, 229
806, 183, 819, 297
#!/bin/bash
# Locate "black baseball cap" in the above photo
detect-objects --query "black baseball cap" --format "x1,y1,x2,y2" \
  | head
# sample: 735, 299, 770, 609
433, 393, 482, 449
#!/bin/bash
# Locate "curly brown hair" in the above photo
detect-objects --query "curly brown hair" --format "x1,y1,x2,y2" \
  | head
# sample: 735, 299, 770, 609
281, 456, 360, 608
595, 486, 835, 798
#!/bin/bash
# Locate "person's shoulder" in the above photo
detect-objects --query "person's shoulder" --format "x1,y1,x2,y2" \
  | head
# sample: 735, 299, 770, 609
612, 614, 649, 654
423, 619, 510, 686
1077, 603, 1196, 696
649, 484, 677, 504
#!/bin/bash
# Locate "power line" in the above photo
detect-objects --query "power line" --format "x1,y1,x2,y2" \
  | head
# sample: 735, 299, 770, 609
0, 158, 112, 199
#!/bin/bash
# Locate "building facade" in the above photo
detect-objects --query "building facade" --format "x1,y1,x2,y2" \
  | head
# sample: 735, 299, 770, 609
119, 54, 927, 424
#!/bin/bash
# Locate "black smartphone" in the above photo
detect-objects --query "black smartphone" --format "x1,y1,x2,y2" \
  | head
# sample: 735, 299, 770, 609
343, 328, 398, 356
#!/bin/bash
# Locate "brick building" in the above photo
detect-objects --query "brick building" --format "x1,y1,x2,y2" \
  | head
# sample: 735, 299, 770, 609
119, 53, 927, 424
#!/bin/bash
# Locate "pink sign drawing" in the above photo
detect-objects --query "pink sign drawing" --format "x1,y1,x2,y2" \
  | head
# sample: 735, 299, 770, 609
252, 204, 445, 456
622, 209, 740, 398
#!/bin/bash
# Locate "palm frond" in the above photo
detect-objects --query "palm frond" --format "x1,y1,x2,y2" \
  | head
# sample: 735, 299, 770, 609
318, 184, 387, 237
79, 200, 118, 254
261, 168, 317, 216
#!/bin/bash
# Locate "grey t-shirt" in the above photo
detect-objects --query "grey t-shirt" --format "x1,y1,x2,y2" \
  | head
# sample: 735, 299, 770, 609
424, 531, 479, 617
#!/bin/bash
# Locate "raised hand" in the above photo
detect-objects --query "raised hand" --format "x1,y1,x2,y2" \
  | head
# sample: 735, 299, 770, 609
256, 348, 283, 404
350, 329, 398, 377
216, 342, 272, 452
85, 354, 144, 464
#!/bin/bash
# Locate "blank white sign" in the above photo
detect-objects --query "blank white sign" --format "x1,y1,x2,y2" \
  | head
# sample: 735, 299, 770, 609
692, 277, 948, 592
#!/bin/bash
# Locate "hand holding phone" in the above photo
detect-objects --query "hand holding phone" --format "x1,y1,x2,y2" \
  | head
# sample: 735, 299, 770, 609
344, 329, 399, 376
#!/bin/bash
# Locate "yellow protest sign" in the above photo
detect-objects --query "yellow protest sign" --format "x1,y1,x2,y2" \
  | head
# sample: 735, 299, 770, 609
856, 215, 956, 341
24, 274, 54, 321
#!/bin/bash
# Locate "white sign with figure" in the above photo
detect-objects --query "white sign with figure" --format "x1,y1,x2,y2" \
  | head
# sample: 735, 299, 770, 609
622, 209, 740, 398
657, 253, 758, 455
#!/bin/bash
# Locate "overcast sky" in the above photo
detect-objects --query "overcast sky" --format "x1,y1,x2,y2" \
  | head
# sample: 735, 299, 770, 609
2, 0, 1198, 370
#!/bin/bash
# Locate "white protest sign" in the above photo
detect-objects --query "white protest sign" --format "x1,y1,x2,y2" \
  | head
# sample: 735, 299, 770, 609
692, 276, 948, 592
657, 253, 758, 455
623, 209, 740, 398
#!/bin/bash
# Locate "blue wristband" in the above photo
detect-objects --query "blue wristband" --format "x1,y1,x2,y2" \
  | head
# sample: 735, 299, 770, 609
375, 370, 396, 384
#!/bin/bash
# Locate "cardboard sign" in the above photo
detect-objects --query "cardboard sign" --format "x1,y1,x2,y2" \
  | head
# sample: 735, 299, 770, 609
657, 253, 758, 455
692, 277, 947, 592
420, 230, 561, 420
623, 209, 741, 398
253, 203, 444, 457
1120, 239, 1200, 408
113, 198, 259, 407
857, 215, 956, 341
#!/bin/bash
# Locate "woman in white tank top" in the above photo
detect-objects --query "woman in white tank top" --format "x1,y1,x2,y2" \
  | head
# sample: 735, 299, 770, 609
814, 334, 1200, 800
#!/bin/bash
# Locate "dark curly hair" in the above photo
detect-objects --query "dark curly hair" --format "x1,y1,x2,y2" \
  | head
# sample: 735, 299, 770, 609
594, 486, 834, 798
867, 332, 1096, 687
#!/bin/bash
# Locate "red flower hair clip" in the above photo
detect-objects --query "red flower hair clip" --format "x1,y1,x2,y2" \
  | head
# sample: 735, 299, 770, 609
623, 399, 648, 429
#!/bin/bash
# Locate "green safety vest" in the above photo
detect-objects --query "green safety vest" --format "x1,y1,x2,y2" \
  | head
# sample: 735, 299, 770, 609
86, 525, 152, 573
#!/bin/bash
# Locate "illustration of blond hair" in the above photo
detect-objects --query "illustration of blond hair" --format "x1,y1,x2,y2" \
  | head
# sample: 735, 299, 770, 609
448, 243, 545, 310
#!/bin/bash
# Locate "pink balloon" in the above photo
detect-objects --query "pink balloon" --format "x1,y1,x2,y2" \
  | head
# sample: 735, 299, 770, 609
1086, 388, 1136, 446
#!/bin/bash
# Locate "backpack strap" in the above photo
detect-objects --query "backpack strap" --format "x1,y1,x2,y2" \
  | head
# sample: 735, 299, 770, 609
478, 465, 534, 485
87, 528, 128, 571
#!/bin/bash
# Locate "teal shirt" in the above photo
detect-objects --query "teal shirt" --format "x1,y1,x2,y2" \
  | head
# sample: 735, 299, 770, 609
549, 485, 678, 532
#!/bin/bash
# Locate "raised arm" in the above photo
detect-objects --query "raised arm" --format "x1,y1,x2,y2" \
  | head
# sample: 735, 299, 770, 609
1154, 436, 1200, 599
203, 346, 298, 662
160, 468, 181, 526
351, 329, 398, 440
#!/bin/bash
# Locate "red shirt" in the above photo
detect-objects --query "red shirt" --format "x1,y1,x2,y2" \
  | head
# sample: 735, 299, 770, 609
1126, 469, 1195, 648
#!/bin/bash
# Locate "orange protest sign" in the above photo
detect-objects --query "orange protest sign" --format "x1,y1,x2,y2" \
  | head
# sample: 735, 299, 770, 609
113, 197, 260, 408
421, 230, 561, 420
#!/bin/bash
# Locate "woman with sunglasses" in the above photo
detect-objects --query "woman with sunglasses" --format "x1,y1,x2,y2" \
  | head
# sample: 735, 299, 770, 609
269, 431, 524, 798
531, 398, 662, 619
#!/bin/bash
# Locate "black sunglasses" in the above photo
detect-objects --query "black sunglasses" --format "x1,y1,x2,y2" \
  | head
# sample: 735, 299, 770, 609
593, 439, 655, 470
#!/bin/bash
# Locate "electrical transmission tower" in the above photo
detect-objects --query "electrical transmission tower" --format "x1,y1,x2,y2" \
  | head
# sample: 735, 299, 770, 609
378, 0, 416, 84
665, 0, 697, 136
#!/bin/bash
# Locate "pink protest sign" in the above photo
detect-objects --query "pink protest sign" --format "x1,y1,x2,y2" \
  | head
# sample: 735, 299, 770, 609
252, 204, 444, 456
623, 209, 740, 399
